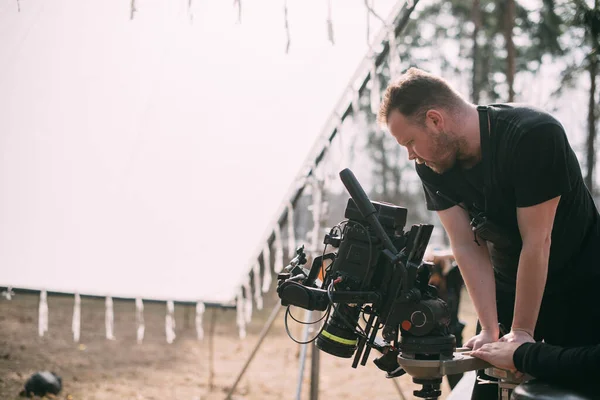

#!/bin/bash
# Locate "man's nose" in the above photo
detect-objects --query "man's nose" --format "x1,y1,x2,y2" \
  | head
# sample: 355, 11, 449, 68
407, 149, 416, 160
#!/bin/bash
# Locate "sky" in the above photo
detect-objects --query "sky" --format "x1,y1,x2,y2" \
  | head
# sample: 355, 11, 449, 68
0, 0, 402, 302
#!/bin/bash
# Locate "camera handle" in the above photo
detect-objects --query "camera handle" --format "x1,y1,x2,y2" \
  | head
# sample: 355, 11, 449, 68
339, 169, 400, 256
339, 168, 414, 300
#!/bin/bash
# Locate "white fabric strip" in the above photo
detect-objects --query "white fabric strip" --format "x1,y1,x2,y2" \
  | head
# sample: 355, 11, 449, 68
253, 262, 264, 310
105, 297, 115, 340
333, 116, 346, 181
165, 300, 176, 344
236, 287, 247, 339
387, 29, 402, 79
195, 302, 205, 340
370, 58, 381, 115
352, 87, 361, 115
273, 224, 285, 274
310, 177, 324, 259
261, 243, 272, 293
136, 298, 145, 344
38, 290, 48, 337
234, 0, 241, 23
287, 202, 296, 258
243, 277, 252, 324
72, 293, 81, 342
326, 0, 334, 44
1, 287, 14, 300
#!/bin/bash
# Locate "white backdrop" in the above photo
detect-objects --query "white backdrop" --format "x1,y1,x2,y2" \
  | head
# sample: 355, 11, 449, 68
0, 0, 401, 302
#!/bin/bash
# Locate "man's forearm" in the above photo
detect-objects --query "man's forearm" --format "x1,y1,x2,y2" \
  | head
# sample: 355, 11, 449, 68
514, 342, 600, 382
512, 244, 549, 334
452, 244, 499, 335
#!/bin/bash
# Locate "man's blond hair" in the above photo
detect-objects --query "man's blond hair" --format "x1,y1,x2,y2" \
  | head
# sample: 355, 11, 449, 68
377, 67, 465, 126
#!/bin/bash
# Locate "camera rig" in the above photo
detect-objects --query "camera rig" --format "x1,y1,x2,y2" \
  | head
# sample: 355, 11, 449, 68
276, 169, 525, 399
277, 168, 458, 398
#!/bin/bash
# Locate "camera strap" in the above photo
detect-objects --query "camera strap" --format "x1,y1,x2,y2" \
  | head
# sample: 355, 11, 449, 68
477, 105, 493, 215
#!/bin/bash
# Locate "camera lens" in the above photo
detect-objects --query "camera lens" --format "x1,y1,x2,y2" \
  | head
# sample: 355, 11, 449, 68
316, 305, 361, 358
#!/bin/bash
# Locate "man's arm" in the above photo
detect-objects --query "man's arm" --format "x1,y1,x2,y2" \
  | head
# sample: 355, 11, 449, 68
510, 196, 560, 337
514, 342, 600, 382
471, 341, 600, 383
438, 205, 499, 342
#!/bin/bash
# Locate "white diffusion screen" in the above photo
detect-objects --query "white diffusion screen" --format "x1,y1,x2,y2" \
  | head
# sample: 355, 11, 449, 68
0, 0, 398, 302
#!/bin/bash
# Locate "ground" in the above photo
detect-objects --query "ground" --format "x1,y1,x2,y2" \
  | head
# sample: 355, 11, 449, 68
0, 289, 476, 400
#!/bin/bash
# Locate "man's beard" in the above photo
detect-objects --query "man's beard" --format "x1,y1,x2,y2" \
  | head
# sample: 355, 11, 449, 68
427, 130, 458, 174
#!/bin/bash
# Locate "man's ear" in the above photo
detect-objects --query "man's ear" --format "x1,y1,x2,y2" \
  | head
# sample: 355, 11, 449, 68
425, 109, 444, 130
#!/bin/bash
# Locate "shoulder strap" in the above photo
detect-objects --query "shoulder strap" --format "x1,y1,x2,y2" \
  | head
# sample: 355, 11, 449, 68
477, 105, 493, 214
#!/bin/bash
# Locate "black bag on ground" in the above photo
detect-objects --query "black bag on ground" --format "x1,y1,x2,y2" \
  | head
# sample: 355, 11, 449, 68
19, 371, 62, 397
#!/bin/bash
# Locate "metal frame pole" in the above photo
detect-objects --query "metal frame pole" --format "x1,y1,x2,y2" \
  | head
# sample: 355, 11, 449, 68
225, 303, 282, 400
309, 332, 320, 400
295, 309, 313, 400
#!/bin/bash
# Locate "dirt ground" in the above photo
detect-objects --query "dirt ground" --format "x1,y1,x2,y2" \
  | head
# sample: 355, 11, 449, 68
0, 289, 477, 400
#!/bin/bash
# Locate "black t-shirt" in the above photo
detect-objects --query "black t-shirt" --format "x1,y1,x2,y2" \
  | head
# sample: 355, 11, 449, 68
416, 104, 600, 293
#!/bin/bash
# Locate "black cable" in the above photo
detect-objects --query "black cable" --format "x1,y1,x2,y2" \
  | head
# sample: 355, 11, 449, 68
286, 305, 329, 325
361, 307, 372, 325
326, 281, 369, 339
284, 305, 331, 345
334, 220, 349, 233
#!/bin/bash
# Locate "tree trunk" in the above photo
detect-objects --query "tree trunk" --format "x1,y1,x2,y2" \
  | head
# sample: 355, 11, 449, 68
471, 0, 482, 104
481, 42, 492, 102
585, 22, 599, 193
503, 0, 516, 102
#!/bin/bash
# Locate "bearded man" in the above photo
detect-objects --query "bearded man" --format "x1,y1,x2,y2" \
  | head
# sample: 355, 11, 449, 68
378, 67, 600, 399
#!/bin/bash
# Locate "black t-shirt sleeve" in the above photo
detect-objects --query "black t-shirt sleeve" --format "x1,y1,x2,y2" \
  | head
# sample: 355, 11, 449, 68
511, 123, 572, 208
513, 342, 600, 383
415, 162, 456, 211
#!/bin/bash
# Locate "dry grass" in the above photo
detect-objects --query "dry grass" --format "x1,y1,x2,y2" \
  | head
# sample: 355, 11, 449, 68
0, 289, 476, 400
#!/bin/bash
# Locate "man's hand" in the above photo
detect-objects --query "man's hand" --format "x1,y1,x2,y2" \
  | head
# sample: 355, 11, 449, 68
499, 329, 535, 344
465, 329, 499, 350
469, 342, 523, 373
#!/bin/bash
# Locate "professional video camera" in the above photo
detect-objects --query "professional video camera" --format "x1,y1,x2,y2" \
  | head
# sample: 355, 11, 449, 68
277, 168, 457, 399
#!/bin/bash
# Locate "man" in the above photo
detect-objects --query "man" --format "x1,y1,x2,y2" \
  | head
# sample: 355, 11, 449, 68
377, 67, 600, 399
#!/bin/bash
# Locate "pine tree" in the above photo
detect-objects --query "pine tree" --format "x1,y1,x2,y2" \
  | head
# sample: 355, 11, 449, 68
550, 0, 599, 192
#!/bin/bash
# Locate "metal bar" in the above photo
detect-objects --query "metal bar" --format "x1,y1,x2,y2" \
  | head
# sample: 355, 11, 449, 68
208, 308, 219, 391
295, 309, 313, 400
391, 378, 408, 400
310, 341, 320, 400
360, 314, 379, 366
225, 302, 283, 400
